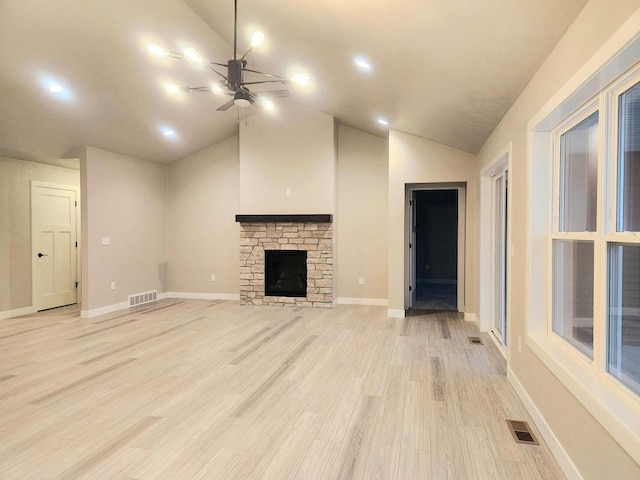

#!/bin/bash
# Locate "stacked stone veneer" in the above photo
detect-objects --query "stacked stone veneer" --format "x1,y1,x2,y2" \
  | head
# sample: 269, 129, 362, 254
239, 222, 334, 308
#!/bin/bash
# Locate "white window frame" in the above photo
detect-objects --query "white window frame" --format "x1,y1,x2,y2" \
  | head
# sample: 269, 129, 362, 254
526, 14, 640, 465
548, 102, 600, 362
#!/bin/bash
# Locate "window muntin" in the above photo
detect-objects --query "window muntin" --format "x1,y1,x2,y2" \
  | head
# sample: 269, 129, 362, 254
559, 111, 599, 232
617, 81, 640, 232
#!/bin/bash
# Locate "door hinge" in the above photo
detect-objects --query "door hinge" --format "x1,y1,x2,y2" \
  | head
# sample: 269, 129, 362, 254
409, 285, 412, 292
409, 243, 412, 248
75, 281, 79, 288
75, 200, 77, 207
75, 241, 78, 248
409, 200, 413, 206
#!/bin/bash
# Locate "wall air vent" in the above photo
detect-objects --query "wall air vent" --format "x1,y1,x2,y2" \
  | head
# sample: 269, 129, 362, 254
128, 290, 158, 307
468, 336, 484, 345
506, 420, 539, 445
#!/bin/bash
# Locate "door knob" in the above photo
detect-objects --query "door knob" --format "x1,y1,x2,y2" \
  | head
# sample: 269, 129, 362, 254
37, 252, 48, 258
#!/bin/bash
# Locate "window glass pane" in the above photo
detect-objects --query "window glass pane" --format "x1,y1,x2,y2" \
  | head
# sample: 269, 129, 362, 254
559, 111, 599, 232
553, 240, 594, 357
607, 243, 640, 395
617, 81, 640, 232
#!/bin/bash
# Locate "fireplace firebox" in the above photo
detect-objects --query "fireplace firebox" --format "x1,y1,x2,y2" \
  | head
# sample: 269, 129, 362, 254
265, 250, 307, 297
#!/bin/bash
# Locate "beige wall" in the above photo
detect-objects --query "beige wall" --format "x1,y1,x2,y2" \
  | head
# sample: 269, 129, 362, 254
82, 147, 167, 312
476, 1, 640, 478
239, 103, 336, 214
337, 125, 388, 300
0, 156, 80, 313
167, 136, 239, 295
388, 130, 477, 313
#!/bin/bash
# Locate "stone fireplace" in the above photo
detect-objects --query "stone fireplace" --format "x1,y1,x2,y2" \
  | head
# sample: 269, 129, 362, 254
236, 215, 334, 308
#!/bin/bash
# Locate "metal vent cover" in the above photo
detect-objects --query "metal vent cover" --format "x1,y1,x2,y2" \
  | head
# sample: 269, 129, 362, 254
506, 419, 539, 445
468, 336, 484, 345
128, 290, 158, 307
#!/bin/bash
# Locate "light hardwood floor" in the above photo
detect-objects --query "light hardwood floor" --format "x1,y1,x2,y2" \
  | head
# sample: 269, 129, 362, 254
0, 300, 565, 479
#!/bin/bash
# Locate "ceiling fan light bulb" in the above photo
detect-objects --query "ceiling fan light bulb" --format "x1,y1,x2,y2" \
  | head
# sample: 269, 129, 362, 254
262, 100, 275, 112
251, 31, 265, 48
211, 84, 223, 95
292, 72, 310, 86
184, 47, 203, 63
148, 44, 167, 57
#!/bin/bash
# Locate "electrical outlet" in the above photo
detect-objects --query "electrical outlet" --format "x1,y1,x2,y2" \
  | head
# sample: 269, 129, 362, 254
358, 277, 365, 285
110, 281, 116, 291
285, 188, 291, 197
518, 336, 522, 353
210, 274, 216, 282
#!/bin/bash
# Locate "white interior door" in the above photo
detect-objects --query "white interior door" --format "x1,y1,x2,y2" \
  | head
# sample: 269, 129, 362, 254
491, 170, 508, 346
31, 182, 78, 311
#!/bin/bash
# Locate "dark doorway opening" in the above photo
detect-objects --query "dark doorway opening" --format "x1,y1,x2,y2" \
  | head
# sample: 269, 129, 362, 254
265, 250, 307, 297
413, 189, 458, 311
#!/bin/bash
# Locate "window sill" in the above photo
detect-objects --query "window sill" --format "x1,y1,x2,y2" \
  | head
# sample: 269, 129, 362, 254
527, 333, 640, 464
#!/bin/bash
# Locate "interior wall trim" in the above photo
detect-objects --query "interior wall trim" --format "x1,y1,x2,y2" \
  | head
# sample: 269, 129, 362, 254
165, 292, 240, 301
0, 306, 38, 320
336, 297, 388, 306
508, 368, 583, 480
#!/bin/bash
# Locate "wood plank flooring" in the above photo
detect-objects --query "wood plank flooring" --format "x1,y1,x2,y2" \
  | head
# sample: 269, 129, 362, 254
0, 300, 565, 479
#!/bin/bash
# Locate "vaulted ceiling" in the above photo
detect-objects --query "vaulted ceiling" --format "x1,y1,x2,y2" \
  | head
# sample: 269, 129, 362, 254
0, 0, 587, 165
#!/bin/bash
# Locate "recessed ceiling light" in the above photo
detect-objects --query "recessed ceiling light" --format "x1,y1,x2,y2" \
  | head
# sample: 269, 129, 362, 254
48, 84, 64, 93
377, 118, 389, 126
161, 126, 177, 138
354, 57, 372, 71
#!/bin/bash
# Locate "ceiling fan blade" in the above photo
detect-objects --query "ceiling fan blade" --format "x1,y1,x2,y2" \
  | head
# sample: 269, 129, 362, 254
217, 98, 235, 111
251, 90, 291, 98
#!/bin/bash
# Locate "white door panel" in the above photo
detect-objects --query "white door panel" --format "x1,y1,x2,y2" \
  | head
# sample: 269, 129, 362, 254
32, 182, 78, 310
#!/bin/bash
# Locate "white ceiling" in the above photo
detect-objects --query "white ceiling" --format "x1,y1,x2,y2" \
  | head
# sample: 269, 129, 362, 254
0, 0, 587, 165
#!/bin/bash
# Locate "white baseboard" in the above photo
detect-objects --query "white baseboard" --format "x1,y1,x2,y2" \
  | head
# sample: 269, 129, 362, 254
336, 297, 388, 306
464, 312, 478, 324
80, 300, 130, 319
387, 309, 405, 318
0, 306, 38, 320
165, 292, 240, 301
507, 368, 582, 480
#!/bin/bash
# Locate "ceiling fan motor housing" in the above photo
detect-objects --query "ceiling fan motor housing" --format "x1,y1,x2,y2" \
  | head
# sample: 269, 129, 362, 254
227, 59, 246, 91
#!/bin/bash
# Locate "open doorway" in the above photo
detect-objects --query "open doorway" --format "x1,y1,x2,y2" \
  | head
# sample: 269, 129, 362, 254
407, 183, 466, 314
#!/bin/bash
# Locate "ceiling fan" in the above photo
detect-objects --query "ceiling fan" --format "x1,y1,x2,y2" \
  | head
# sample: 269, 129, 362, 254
147, 0, 309, 112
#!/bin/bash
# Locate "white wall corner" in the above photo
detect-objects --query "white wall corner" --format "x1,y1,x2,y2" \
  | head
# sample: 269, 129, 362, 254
337, 297, 389, 306
464, 312, 479, 324
0, 306, 38, 320
387, 308, 406, 318
507, 368, 583, 480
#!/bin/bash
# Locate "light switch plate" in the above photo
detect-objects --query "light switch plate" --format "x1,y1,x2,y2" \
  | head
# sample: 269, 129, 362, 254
102, 237, 111, 246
